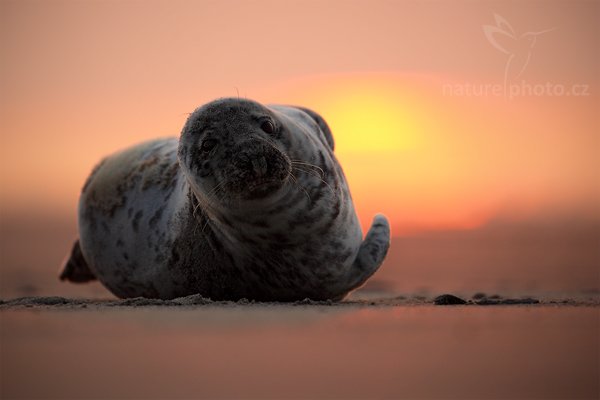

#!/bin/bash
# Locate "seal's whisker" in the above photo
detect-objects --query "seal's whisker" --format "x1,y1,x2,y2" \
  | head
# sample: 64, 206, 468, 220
200, 215, 211, 235
205, 181, 226, 201
292, 164, 323, 179
289, 172, 312, 203
290, 159, 323, 169
192, 197, 203, 220
192, 200, 207, 235
192, 181, 227, 234
292, 166, 338, 200
290, 160, 325, 178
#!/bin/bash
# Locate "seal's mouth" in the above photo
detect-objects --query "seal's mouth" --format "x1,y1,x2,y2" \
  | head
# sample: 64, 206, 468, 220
244, 176, 287, 199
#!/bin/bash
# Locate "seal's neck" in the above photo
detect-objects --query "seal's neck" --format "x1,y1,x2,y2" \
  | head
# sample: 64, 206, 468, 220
185, 185, 297, 249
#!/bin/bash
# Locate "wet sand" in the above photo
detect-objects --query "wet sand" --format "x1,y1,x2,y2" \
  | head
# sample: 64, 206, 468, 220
1, 295, 598, 399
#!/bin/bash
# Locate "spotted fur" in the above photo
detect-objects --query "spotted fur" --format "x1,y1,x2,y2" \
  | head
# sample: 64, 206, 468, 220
60, 98, 391, 301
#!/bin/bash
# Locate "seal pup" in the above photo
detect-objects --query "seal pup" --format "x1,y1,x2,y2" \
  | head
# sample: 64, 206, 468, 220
60, 98, 390, 301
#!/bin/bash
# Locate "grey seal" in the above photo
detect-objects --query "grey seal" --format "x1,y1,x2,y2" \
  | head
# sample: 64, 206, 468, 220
60, 98, 391, 301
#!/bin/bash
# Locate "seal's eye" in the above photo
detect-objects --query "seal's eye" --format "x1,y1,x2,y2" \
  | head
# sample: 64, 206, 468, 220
201, 139, 217, 152
260, 120, 275, 134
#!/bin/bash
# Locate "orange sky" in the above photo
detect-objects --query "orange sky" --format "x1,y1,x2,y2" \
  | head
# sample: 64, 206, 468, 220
0, 0, 598, 235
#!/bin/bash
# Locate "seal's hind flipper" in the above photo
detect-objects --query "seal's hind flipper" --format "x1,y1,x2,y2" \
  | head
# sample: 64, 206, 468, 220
347, 214, 391, 290
59, 240, 97, 283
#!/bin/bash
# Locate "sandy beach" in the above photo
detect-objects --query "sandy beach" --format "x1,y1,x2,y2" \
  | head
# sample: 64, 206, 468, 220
1, 293, 598, 399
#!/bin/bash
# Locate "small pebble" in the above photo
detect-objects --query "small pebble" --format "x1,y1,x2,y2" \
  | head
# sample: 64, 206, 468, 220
434, 294, 467, 305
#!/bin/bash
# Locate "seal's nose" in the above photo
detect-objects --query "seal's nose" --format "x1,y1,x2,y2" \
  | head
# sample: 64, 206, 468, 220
251, 156, 268, 177
234, 151, 268, 178
234, 139, 274, 179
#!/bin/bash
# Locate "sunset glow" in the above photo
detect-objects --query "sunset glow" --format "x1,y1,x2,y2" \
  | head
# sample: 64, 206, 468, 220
0, 1, 598, 239
262, 73, 599, 233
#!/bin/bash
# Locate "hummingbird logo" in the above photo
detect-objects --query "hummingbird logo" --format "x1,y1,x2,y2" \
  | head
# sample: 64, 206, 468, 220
483, 14, 555, 90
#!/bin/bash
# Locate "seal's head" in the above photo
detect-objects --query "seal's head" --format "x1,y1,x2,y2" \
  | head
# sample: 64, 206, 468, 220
178, 98, 293, 208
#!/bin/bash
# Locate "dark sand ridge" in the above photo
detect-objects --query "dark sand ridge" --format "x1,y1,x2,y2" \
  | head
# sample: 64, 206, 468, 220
2, 292, 598, 309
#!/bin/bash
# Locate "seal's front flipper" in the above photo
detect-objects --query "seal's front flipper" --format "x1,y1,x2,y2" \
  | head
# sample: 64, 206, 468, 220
346, 214, 391, 290
59, 239, 97, 283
